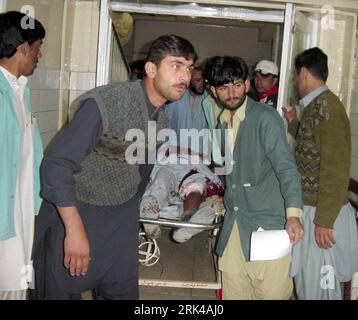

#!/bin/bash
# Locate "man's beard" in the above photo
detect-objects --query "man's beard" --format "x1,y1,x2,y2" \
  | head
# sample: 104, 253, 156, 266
219, 94, 246, 111
189, 83, 205, 95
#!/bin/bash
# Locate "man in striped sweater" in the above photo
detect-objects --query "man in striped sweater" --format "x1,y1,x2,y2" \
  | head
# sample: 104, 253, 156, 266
283, 47, 358, 300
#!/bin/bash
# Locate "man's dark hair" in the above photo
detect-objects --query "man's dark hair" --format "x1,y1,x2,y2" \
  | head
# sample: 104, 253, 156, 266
146, 34, 197, 66
295, 47, 328, 82
0, 11, 46, 59
203, 56, 249, 87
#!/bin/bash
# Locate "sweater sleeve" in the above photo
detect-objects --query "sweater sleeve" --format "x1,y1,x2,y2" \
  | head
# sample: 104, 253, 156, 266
288, 118, 299, 138
312, 102, 351, 228
41, 99, 103, 206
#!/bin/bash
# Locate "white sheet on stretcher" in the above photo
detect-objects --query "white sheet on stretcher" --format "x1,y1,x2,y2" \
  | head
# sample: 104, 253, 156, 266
159, 205, 182, 220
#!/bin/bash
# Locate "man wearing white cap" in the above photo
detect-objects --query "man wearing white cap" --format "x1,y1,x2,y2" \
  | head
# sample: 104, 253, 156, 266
254, 60, 279, 109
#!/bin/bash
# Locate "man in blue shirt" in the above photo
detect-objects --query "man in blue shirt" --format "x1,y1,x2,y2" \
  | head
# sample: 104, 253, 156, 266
165, 65, 208, 154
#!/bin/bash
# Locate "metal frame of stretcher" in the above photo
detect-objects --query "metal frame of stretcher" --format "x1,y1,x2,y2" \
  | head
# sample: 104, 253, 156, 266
138, 216, 222, 298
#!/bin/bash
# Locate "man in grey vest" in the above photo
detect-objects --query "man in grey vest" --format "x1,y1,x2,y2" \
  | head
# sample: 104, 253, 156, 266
31, 35, 197, 300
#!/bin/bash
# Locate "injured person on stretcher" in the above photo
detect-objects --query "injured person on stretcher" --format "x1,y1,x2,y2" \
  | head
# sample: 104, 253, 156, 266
140, 145, 224, 243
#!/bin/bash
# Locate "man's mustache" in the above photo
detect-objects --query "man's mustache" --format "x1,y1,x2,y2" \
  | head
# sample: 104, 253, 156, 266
225, 97, 239, 102
174, 82, 188, 89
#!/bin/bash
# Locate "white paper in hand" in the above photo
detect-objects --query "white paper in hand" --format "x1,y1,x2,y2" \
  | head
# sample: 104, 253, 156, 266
250, 228, 292, 261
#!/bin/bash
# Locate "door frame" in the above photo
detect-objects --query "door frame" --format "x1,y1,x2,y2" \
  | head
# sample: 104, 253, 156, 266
98, 0, 356, 116
277, 3, 294, 116
110, 1, 285, 23
97, 0, 113, 86
0, 0, 6, 12
98, 0, 286, 86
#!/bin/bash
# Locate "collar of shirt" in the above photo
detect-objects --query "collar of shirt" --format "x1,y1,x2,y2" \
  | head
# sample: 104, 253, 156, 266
140, 79, 164, 121
188, 90, 208, 108
299, 84, 328, 108
219, 96, 247, 127
0, 66, 28, 97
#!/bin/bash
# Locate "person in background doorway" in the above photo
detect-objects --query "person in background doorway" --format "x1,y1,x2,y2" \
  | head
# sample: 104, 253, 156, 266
253, 59, 279, 109
165, 64, 209, 154
0, 11, 45, 300
283, 47, 358, 300
128, 59, 145, 81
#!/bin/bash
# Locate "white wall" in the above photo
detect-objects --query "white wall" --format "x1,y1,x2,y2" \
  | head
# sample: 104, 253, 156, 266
67, 0, 99, 120
6, 0, 101, 144
320, 15, 355, 110
7, 0, 64, 148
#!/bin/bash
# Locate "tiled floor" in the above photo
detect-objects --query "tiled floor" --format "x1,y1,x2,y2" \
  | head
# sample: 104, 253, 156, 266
81, 228, 219, 300
139, 228, 219, 300
82, 225, 356, 300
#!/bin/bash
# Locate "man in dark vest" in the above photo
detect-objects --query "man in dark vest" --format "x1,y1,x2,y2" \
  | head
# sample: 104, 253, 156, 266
31, 35, 197, 300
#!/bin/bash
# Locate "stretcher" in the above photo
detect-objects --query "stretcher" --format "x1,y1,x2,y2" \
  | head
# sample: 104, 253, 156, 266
138, 206, 223, 299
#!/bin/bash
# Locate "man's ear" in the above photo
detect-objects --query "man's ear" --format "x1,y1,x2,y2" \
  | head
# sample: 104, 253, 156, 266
245, 79, 251, 93
210, 85, 217, 98
16, 42, 29, 57
144, 61, 157, 79
300, 67, 310, 80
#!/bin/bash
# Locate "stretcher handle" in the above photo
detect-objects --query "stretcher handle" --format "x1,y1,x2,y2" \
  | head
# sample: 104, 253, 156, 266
139, 217, 222, 230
